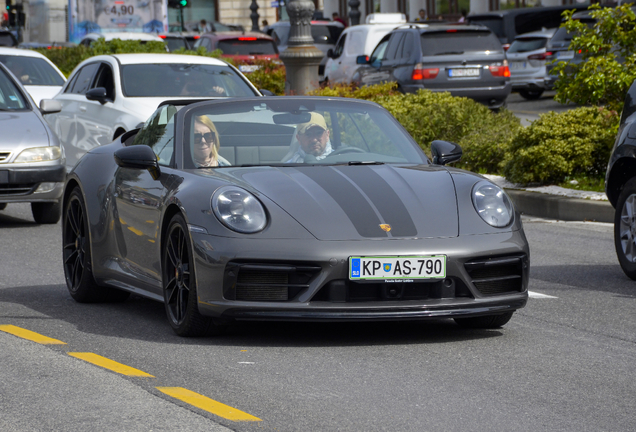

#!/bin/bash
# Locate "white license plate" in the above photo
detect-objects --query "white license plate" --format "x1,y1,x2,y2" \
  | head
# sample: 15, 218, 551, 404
448, 68, 479, 77
239, 65, 260, 73
349, 256, 446, 281
510, 61, 526, 70
557, 51, 574, 60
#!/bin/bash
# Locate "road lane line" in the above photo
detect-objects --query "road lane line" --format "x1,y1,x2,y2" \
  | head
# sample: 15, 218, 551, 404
528, 291, 558, 299
0, 325, 66, 344
68, 352, 154, 377
156, 387, 261, 422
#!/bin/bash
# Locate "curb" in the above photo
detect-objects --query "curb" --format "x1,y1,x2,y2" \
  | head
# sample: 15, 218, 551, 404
505, 189, 615, 223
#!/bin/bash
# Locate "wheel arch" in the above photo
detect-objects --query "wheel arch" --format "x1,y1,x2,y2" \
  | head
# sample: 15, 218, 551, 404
607, 157, 636, 207
160, 203, 185, 259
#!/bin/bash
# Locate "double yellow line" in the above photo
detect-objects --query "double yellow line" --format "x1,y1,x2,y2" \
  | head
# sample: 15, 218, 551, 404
0, 324, 261, 422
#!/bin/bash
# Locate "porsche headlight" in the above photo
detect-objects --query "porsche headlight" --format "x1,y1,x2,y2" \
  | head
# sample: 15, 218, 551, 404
212, 186, 267, 233
472, 181, 513, 227
14, 146, 62, 163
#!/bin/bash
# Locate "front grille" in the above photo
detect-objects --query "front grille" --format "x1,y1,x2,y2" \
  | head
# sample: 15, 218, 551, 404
0, 152, 11, 162
464, 255, 526, 296
225, 263, 321, 302
0, 183, 37, 196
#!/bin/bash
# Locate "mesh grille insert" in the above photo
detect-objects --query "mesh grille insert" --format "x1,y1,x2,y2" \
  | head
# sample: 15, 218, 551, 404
464, 256, 525, 296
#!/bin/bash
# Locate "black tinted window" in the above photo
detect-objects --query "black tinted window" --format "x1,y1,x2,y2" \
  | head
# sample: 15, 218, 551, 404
384, 33, 405, 61
0, 55, 65, 86
217, 39, 278, 55
507, 37, 548, 53
70, 63, 99, 94
312, 25, 343, 45
420, 31, 502, 55
0, 32, 17, 47
164, 37, 189, 51
466, 18, 504, 38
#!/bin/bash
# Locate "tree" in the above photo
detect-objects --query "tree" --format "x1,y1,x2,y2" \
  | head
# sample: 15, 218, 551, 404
552, 4, 636, 113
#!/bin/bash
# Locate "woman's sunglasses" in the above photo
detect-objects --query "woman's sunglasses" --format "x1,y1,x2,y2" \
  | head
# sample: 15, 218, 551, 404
194, 132, 215, 144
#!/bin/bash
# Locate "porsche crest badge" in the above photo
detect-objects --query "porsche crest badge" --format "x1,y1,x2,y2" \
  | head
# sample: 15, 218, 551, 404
379, 224, 391, 232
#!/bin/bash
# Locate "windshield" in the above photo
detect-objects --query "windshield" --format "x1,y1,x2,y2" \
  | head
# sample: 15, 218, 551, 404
0, 67, 28, 110
217, 39, 278, 55
420, 31, 502, 56
466, 17, 504, 39
183, 99, 427, 168
0, 55, 65, 86
507, 37, 548, 53
120, 63, 256, 97
270, 24, 343, 46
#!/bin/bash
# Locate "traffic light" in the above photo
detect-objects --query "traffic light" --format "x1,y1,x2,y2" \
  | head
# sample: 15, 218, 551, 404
5, 0, 11, 11
179, 0, 187, 7
167, 0, 188, 8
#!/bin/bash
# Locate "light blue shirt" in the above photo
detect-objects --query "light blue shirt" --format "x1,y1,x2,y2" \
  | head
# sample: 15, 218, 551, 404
285, 142, 333, 163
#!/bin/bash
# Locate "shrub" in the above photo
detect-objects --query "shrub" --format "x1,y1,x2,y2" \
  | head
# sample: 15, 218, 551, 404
503, 107, 619, 185
312, 83, 521, 173
241, 60, 286, 95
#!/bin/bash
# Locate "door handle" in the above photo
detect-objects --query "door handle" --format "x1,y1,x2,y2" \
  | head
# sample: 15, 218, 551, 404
79, 105, 87, 112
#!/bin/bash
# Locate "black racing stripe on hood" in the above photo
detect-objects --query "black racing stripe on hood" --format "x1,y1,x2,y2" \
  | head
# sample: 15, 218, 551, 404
335, 166, 417, 237
301, 167, 387, 238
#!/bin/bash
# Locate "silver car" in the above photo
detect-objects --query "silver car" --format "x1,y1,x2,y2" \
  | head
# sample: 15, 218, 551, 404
0, 63, 64, 223
506, 28, 556, 100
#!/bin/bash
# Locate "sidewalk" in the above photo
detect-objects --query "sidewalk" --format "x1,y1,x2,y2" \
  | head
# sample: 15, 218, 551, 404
485, 175, 614, 223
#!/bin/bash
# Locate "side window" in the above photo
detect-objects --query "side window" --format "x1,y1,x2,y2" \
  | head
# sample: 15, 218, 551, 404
369, 36, 390, 67
63, 73, 79, 93
131, 105, 177, 167
384, 33, 405, 62
69, 63, 99, 95
346, 31, 363, 56
335, 112, 401, 157
201, 38, 213, 51
332, 33, 346, 58
93, 63, 116, 102
400, 32, 415, 60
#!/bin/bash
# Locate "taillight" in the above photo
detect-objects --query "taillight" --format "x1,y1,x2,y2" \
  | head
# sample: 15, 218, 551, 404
502, 44, 510, 51
528, 52, 552, 61
239, 37, 258, 41
158, 35, 167, 39
489, 61, 510, 77
412, 63, 439, 80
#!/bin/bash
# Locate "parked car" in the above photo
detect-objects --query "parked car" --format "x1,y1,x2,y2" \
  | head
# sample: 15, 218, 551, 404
0, 62, 65, 223
0, 47, 67, 106
61, 96, 529, 336
78, 32, 166, 47
467, 5, 588, 50
506, 28, 556, 100
606, 80, 636, 281
158, 32, 201, 51
0, 30, 18, 47
193, 32, 279, 72
353, 24, 511, 110
263, 20, 344, 77
42, 53, 262, 169
324, 23, 404, 84
18, 41, 77, 49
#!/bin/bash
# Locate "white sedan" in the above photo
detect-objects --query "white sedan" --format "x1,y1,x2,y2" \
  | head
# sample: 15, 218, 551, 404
42, 53, 263, 169
0, 47, 67, 106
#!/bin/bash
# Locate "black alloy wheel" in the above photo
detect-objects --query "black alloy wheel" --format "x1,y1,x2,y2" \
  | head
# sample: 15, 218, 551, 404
32, 201, 61, 224
63, 188, 129, 302
454, 312, 514, 329
614, 177, 636, 280
163, 213, 221, 336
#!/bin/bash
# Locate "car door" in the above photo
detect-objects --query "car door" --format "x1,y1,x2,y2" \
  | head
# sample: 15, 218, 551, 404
113, 105, 177, 293
354, 34, 394, 87
325, 32, 346, 83
379, 31, 406, 84
48, 61, 100, 168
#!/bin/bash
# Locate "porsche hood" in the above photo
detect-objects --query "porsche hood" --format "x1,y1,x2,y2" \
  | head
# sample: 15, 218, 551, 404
234, 165, 459, 241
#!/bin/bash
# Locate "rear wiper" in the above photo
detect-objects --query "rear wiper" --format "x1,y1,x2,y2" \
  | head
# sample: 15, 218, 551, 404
434, 51, 464, 55
347, 161, 384, 166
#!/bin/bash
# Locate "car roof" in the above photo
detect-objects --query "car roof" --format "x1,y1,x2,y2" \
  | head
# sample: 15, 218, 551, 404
267, 20, 344, 27
84, 32, 164, 42
200, 31, 275, 41
0, 47, 52, 58
92, 53, 230, 66
468, 5, 587, 18
514, 28, 557, 39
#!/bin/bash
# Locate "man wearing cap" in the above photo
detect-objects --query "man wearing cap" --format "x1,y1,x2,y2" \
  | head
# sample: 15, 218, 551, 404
285, 112, 333, 163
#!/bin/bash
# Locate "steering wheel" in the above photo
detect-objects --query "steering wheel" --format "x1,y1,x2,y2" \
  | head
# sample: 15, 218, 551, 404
328, 146, 367, 156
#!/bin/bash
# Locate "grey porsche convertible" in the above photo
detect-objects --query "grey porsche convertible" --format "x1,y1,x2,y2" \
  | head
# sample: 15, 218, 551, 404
62, 97, 529, 336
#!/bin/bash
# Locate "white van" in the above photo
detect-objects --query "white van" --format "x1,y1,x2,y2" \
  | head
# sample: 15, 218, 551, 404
323, 22, 405, 84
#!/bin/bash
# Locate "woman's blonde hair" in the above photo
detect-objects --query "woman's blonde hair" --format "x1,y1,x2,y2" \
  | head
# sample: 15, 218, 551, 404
194, 115, 220, 161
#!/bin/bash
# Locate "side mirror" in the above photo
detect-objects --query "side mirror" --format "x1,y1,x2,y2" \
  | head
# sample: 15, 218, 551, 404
431, 140, 462, 165
40, 99, 62, 114
85, 87, 109, 104
259, 89, 275, 96
114, 146, 161, 180
356, 55, 370, 65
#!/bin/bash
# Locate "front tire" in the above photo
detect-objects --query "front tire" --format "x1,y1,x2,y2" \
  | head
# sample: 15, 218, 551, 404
32, 201, 61, 224
63, 188, 130, 302
454, 312, 514, 329
163, 213, 222, 337
614, 177, 636, 280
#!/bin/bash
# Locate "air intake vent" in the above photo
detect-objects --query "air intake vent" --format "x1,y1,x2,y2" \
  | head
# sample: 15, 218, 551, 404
236, 270, 289, 301
464, 255, 526, 296
226, 263, 321, 302
0, 184, 37, 196
0, 152, 11, 163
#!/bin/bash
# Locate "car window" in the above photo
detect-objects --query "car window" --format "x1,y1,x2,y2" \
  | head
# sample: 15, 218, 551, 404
93, 63, 115, 101
120, 63, 256, 97
217, 39, 278, 55
271, 27, 290, 46
346, 31, 364, 56
420, 30, 502, 55
312, 24, 343, 45
0, 32, 18, 47
183, 99, 426, 168
131, 104, 177, 166
550, 20, 595, 44
201, 37, 213, 51
0, 67, 28, 110
399, 33, 415, 60
164, 37, 189, 52
384, 33, 405, 61
369, 37, 390, 66
332, 33, 346, 58
0, 55, 65, 86
69, 63, 99, 95
507, 37, 548, 53
466, 17, 505, 39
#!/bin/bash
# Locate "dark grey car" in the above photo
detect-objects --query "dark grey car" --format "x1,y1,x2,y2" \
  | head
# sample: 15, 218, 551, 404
352, 24, 511, 109
62, 97, 529, 336
0, 63, 65, 223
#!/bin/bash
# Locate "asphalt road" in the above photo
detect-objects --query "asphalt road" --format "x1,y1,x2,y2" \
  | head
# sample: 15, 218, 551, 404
1, 203, 635, 431
507, 90, 577, 126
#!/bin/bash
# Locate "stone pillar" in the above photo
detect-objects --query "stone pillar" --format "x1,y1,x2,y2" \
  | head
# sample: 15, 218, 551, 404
279, 0, 324, 95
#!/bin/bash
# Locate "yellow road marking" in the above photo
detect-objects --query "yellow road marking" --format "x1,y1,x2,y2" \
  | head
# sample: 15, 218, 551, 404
0, 325, 66, 345
156, 387, 261, 422
68, 352, 154, 377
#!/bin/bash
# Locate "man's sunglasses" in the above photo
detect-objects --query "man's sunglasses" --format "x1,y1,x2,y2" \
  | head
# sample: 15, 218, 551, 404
194, 132, 216, 144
